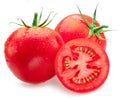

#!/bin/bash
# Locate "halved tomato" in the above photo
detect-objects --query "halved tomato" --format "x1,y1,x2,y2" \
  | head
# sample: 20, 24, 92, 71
54, 39, 109, 93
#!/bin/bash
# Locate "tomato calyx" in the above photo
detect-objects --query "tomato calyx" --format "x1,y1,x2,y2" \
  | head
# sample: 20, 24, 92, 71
11, 8, 57, 28
77, 5, 110, 40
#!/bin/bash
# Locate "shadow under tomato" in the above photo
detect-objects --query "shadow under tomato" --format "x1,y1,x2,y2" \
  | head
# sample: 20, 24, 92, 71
45, 76, 84, 96
18, 76, 81, 95
18, 75, 106, 95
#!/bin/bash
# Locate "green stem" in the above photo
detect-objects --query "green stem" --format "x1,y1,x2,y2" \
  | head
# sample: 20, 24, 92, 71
92, 5, 97, 27
32, 12, 38, 27
11, 8, 56, 28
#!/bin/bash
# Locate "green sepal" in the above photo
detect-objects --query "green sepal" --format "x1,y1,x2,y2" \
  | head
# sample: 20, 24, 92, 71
77, 5, 110, 40
11, 8, 56, 28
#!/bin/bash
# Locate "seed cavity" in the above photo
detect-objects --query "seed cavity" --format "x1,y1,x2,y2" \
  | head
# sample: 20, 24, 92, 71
63, 56, 71, 69
72, 69, 101, 84
72, 46, 97, 59
72, 77, 81, 84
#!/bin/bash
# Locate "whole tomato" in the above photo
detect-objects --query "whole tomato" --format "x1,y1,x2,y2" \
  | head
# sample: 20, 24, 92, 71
55, 6, 109, 49
4, 11, 64, 84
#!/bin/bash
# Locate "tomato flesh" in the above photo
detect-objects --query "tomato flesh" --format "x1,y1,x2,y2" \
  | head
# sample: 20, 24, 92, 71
55, 39, 109, 92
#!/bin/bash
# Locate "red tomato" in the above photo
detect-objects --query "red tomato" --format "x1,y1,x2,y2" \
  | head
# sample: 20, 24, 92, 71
4, 12, 64, 84
55, 7, 109, 49
55, 39, 109, 93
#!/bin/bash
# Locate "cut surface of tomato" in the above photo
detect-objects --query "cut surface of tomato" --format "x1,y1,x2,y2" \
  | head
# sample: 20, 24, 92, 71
55, 39, 109, 93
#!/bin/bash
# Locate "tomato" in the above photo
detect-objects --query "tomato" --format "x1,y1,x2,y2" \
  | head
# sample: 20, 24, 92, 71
4, 12, 64, 84
55, 7, 109, 49
54, 39, 109, 93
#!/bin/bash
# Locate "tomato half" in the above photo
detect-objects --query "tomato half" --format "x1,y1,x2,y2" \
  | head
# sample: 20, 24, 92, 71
55, 39, 109, 93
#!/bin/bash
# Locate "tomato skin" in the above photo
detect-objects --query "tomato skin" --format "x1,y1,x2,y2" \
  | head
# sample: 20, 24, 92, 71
55, 39, 109, 93
4, 27, 64, 84
55, 14, 106, 49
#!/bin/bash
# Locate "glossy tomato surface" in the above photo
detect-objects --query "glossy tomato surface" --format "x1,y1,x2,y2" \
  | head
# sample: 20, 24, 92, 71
55, 14, 106, 49
55, 39, 109, 92
4, 27, 64, 84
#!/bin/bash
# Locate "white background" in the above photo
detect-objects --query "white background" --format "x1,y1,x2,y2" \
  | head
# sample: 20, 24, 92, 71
0, 0, 120, 100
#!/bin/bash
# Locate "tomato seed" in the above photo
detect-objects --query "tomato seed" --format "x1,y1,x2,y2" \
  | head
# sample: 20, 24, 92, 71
64, 60, 69, 64
87, 50, 91, 54
84, 48, 88, 53
91, 54, 96, 58
85, 77, 90, 82
64, 56, 71, 61
64, 63, 69, 67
